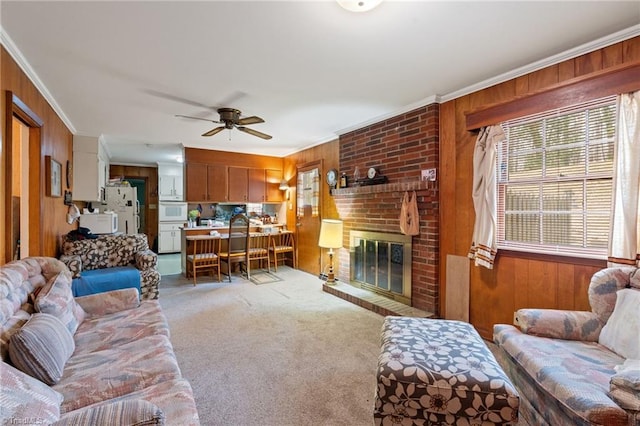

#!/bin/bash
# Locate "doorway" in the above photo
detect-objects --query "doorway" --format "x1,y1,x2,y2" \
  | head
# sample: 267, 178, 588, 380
296, 162, 321, 275
3, 93, 43, 263
10, 118, 30, 259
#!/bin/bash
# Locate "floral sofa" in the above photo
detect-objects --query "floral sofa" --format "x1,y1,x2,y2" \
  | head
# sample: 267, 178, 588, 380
494, 266, 640, 426
59, 233, 160, 300
0, 257, 199, 425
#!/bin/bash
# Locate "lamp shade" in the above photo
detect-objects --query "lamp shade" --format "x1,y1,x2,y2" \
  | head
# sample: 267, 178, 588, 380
318, 219, 343, 249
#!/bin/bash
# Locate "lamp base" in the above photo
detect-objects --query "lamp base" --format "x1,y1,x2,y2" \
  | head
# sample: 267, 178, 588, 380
325, 251, 337, 285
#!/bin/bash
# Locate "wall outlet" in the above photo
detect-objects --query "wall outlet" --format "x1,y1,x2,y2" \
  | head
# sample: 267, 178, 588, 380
421, 168, 437, 182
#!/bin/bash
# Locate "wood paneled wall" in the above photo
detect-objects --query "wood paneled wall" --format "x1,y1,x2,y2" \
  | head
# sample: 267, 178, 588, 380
283, 139, 340, 218
283, 139, 339, 275
1, 46, 74, 262
440, 36, 640, 339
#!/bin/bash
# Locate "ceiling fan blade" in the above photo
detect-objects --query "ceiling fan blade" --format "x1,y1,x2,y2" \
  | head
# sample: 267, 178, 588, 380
237, 116, 264, 125
145, 89, 215, 110
175, 114, 221, 124
237, 126, 272, 140
202, 126, 225, 137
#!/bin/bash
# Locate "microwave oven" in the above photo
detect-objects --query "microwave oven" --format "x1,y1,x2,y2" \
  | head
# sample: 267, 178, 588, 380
159, 202, 188, 222
79, 212, 118, 234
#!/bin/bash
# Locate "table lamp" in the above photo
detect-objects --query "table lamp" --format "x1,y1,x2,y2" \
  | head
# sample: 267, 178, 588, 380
318, 219, 343, 284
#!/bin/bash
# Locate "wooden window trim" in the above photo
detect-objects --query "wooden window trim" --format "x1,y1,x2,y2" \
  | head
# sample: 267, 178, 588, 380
499, 249, 607, 268
465, 61, 640, 131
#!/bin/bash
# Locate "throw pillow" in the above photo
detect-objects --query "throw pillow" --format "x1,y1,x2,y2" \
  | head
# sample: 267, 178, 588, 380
599, 288, 640, 359
35, 271, 86, 334
52, 399, 165, 426
0, 360, 63, 423
9, 313, 75, 385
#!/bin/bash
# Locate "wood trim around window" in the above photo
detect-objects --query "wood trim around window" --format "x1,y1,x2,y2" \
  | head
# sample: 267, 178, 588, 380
465, 61, 640, 131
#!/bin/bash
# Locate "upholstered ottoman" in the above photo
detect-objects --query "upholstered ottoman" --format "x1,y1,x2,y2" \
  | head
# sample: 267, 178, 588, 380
374, 317, 519, 425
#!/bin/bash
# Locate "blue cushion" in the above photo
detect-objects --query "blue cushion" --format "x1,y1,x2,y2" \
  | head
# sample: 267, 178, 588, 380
72, 266, 141, 297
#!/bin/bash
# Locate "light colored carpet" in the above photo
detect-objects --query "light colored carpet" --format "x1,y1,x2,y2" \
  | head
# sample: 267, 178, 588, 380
158, 267, 384, 426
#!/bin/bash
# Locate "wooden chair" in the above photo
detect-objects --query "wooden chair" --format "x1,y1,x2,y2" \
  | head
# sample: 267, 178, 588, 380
269, 230, 297, 271
248, 232, 271, 276
219, 213, 250, 282
185, 235, 221, 285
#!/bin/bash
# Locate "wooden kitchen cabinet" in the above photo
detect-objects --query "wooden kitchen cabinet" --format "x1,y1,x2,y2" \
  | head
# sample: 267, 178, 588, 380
248, 168, 266, 202
229, 167, 279, 202
228, 167, 249, 202
265, 169, 284, 202
186, 160, 283, 203
207, 165, 227, 201
186, 163, 227, 201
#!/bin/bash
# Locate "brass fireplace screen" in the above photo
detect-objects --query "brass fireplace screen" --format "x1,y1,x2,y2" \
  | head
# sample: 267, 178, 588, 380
350, 230, 412, 305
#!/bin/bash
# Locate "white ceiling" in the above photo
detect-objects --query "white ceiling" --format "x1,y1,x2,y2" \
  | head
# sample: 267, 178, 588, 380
2, 1, 639, 165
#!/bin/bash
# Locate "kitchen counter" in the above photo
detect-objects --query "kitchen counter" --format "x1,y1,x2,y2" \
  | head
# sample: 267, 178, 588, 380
181, 225, 228, 231
179, 224, 287, 275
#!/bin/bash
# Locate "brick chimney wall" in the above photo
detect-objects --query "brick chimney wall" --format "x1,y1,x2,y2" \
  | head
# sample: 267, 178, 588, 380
332, 104, 440, 314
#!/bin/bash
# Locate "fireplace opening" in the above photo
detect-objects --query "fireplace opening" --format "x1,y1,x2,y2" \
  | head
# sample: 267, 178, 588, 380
350, 230, 412, 305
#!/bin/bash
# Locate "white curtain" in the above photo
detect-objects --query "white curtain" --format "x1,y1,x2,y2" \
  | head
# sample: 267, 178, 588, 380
608, 91, 640, 266
468, 125, 505, 269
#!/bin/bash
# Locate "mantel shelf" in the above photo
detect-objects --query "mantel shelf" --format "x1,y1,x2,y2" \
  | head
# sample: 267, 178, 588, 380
331, 180, 434, 196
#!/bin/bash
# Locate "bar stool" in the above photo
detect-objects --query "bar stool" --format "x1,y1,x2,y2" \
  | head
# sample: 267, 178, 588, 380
185, 235, 221, 285
269, 230, 296, 271
248, 232, 271, 276
219, 213, 250, 281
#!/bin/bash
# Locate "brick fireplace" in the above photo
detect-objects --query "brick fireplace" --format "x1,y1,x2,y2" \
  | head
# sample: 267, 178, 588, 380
331, 104, 440, 315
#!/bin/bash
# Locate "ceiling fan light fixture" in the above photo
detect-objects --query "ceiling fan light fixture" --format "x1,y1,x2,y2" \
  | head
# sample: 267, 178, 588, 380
336, 0, 382, 12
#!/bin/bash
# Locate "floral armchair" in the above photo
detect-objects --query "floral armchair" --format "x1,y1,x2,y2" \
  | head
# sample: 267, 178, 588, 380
59, 233, 160, 300
494, 266, 640, 426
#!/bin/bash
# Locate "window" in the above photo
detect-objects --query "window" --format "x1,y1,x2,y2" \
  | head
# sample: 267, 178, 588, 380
497, 96, 617, 258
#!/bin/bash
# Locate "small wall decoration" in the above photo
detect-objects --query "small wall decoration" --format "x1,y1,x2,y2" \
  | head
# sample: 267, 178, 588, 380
64, 190, 73, 205
66, 160, 73, 189
45, 155, 62, 197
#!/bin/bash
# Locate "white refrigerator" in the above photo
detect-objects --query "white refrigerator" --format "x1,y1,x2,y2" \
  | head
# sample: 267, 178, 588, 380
103, 186, 139, 235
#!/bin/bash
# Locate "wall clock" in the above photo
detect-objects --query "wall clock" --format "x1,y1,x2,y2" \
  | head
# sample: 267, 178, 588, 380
326, 168, 338, 188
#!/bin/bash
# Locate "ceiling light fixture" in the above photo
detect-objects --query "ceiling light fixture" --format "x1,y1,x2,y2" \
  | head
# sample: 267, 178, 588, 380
336, 0, 382, 12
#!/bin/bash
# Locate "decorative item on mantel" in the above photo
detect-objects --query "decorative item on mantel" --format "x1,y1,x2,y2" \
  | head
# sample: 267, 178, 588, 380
352, 166, 388, 186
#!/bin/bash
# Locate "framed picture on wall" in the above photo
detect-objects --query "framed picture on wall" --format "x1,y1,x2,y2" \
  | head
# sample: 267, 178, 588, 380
46, 155, 62, 197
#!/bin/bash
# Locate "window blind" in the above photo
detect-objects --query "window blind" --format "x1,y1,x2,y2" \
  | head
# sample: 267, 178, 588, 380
497, 96, 617, 258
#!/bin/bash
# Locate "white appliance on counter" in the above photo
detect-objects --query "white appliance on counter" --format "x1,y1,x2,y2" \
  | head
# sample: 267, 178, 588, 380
103, 186, 139, 235
79, 212, 118, 234
158, 202, 188, 253
159, 202, 188, 222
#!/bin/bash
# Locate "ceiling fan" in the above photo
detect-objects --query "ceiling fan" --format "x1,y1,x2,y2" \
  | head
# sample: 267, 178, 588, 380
176, 108, 272, 140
